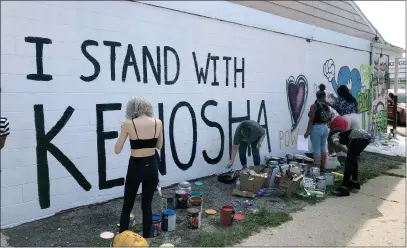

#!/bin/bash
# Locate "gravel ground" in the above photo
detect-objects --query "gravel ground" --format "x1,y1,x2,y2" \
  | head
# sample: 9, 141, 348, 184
2, 152, 405, 247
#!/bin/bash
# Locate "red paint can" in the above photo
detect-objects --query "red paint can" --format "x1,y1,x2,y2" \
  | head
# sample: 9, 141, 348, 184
220, 205, 235, 226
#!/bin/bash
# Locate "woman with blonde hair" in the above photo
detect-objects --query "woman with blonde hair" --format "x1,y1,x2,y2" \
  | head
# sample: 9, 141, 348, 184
114, 96, 163, 238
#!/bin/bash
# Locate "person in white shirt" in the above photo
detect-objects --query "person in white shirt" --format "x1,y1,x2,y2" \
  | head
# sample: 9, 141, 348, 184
0, 116, 10, 150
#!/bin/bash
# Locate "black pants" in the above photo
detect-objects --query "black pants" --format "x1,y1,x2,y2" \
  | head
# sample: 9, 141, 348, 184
119, 156, 159, 238
342, 138, 370, 186
239, 139, 261, 168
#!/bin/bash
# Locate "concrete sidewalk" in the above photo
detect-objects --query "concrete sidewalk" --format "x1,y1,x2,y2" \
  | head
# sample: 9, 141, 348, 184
238, 172, 406, 247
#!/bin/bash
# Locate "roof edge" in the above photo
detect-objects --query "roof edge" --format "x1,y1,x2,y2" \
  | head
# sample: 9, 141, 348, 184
349, 1, 385, 42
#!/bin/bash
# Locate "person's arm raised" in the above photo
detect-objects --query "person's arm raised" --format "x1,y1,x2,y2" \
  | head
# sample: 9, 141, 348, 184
114, 123, 128, 154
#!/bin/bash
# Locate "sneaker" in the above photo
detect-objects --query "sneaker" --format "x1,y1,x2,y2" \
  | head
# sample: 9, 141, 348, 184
332, 187, 350, 197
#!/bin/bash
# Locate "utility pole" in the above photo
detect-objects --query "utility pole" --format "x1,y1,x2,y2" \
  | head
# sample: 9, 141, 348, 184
393, 57, 399, 131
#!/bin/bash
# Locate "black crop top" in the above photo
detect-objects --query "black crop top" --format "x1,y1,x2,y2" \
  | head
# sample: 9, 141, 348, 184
129, 119, 158, 150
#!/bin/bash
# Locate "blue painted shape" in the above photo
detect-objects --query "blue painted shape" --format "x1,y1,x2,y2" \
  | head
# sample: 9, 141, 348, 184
327, 61, 362, 99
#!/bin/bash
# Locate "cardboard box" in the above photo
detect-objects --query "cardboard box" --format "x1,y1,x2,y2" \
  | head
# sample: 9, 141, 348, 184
279, 174, 303, 198
232, 188, 256, 198
239, 166, 271, 193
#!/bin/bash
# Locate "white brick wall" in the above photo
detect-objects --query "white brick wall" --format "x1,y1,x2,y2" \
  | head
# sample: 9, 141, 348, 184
1, 1, 369, 227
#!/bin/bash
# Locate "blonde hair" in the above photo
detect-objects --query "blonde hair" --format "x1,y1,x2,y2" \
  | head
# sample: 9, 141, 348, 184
126, 96, 153, 119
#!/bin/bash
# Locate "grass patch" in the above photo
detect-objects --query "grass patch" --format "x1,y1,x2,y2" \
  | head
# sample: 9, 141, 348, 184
190, 208, 292, 247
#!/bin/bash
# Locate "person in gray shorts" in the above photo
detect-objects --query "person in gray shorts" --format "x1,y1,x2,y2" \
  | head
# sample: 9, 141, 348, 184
227, 120, 266, 169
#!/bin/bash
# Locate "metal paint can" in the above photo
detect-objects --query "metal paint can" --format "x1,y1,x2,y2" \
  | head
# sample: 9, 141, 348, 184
187, 208, 201, 229
151, 214, 162, 237
309, 167, 320, 178
175, 190, 189, 209
316, 176, 327, 190
324, 173, 334, 186
161, 192, 175, 210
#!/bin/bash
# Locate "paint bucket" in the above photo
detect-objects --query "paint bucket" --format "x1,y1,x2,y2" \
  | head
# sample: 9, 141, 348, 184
162, 209, 176, 232
175, 190, 189, 209
151, 214, 162, 237
309, 167, 320, 178
161, 192, 175, 210
324, 173, 334, 186
188, 196, 203, 211
220, 205, 235, 226
315, 176, 327, 190
268, 160, 279, 168
187, 208, 201, 229
190, 191, 203, 197
178, 181, 192, 194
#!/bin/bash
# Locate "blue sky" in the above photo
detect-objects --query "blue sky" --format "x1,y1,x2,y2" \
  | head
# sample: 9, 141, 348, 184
356, 1, 405, 50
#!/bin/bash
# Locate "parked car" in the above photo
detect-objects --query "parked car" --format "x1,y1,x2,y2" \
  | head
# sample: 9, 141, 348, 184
387, 89, 406, 126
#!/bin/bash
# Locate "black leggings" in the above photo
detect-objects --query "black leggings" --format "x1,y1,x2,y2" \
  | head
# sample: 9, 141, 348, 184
119, 156, 159, 238
342, 138, 370, 186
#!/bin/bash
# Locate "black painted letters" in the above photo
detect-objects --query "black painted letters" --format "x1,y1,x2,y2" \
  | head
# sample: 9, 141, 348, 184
80, 40, 100, 82
122, 44, 141, 83
96, 103, 125, 189
25, 37, 53, 81
164, 46, 180, 85
169, 102, 197, 171
201, 100, 224, 164
192, 52, 211, 84
103, 41, 122, 81
34, 105, 91, 209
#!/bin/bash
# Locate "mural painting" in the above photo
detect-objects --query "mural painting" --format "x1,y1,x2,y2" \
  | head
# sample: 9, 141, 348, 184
322, 59, 362, 98
21, 36, 274, 210
286, 75, 309, 132
370, 54, 390, 137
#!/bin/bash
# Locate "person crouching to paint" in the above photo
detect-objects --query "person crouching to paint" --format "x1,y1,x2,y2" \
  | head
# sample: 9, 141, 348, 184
227, 120, 266, 169
114, 96, 163, 238
331, 129, 372, 197
327, 107, 349, 155
304, 84, 331, 172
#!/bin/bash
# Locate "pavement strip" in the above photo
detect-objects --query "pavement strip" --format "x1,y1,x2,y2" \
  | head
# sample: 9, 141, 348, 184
237, 174, 406, 247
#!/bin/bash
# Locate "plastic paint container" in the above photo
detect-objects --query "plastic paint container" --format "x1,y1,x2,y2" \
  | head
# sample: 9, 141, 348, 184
188, 196, 203, 211
151, 214, 162, 237
324, 173, 334, 186
187, 208, 201, 229
316, 176, 327, 190
162, 209, 176, 232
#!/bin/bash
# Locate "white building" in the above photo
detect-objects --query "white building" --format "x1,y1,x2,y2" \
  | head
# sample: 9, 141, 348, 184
389, 58, 406, 90
1, 1, 404, 227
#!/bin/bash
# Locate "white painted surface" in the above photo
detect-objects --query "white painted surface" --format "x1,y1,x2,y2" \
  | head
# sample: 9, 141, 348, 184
1, 1, 369, 227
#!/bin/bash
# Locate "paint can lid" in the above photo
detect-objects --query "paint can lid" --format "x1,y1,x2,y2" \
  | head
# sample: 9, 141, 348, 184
194, 181, 203, 186
191, 191, 202, 196
221, 206, 234, 211
234, 213, 245, 221
205, 209, 217, 215
160, 243, 174, 247
187, 208, 200, 214
163, 209, 176, 216
152, 214, 161, 221
100, 231, 115, 239
179, 181, 191, 187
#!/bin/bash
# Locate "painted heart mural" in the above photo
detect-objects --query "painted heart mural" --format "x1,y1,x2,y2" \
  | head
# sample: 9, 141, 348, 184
323, 59, 361, 98
286, 75, 308, 132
